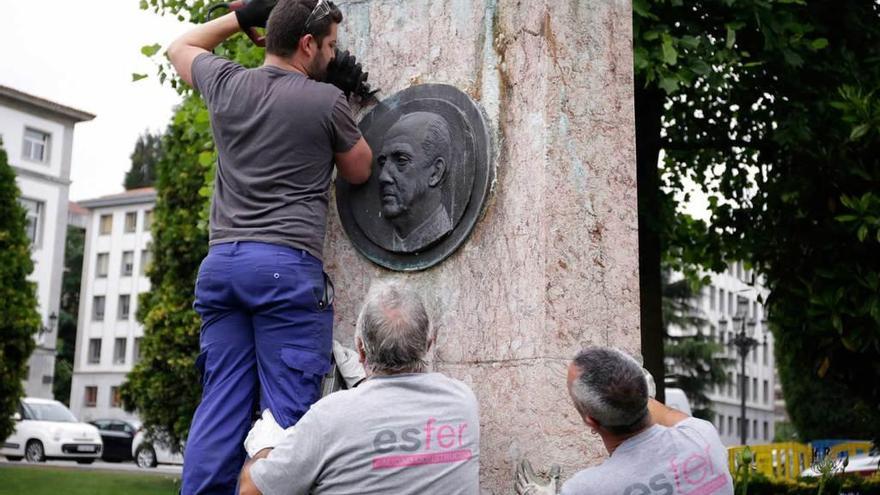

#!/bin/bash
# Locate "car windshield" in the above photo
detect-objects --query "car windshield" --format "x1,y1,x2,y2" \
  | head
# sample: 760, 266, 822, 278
24, 402, 78, 422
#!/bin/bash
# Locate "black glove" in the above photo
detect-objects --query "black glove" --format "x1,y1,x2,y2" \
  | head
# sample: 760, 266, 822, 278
234, 0, 277, 31
326, 49, 374, 99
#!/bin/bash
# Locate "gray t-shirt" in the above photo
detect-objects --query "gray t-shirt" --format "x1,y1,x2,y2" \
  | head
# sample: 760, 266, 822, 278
561, 418, 733, 495
251, 372, 480, 495
192, 53, 362, 261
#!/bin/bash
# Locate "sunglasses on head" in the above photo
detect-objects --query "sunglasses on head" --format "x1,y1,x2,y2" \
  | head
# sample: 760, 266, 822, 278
302, 0, 331, 35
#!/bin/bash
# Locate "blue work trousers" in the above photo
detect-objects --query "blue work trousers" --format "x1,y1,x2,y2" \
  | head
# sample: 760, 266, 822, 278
181, 241, 333, 495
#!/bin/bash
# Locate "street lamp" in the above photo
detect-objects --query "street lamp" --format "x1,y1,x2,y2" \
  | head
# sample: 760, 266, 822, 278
39, 312, 58, 338
721, 301, 766, 445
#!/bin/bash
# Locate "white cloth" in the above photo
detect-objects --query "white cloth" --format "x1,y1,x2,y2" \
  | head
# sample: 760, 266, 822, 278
332, 340, 365, 388
244, 409, 286, 458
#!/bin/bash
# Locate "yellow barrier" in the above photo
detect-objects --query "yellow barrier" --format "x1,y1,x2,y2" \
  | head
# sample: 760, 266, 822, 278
728, 443, 813, 480
728, 441, 876, 480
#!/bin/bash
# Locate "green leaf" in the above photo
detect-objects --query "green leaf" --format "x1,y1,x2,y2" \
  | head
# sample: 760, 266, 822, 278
141, 43, 162, 57
680, 35, 701, 49
132, 73, 148, 82
661, 34, 678, 65
659, 76, 680, 94
691, 61, 711, 75
811, 38, 829, 50
857, 225, 869, 242
835, 214, 858, 223
850, 123, 870, 141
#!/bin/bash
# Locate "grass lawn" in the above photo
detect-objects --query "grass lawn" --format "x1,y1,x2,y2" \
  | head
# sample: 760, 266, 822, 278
0, 465, 180, 495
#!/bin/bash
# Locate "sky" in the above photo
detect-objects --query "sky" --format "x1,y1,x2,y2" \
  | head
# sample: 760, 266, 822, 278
0, 1, 189, 201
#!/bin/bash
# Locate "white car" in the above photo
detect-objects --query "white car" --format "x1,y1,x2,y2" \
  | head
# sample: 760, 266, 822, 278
131, 428, 183, 468
1, 397, 103, 464
800, 451, 880, 477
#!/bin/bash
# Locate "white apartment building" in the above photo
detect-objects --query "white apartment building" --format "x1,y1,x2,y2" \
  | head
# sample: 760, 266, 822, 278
670, 261, 780, 446
0, 85, 95, 399
69, 188, 155, 422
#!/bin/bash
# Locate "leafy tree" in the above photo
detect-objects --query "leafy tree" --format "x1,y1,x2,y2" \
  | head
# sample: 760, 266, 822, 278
124, 131, 163, 190
53, 226, 85, 405
662, 272, 731, 420
635, 0, 880, 442
0, 141, 41, 441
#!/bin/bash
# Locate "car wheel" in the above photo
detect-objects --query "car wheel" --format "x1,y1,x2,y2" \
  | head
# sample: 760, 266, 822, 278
5, 456, 23, 462
76, 459, 95, 465
135, 445, 157, 468
25, 440, 45, 463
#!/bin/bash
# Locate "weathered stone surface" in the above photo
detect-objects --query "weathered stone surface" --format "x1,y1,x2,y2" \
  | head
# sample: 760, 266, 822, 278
327, 1, 638, 492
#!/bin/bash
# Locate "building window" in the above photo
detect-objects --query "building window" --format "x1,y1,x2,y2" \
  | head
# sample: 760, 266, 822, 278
22, 128, 50, 163
88, 338, 102, 364
763, 343, 769, 365
736, 418, 741, 437
752, 377, 758, 402
140, 247, 152, 276
110, 386, 122, 408
763, 421, 769, 440
118, 294, 131, 320
93, 296, 105, 321
719, 289, 726, 314
727, 372, 734, 396
124, 211, 138, 233
728, 417, 733, 436
143, 210, 153, 232
95, 253, 109, 278
84, 386, 98, 407
133, 337, 143, 364
42, 375, 53, 385
729, 293, 735, 316
763, 380, 769, 404
113, 338, 127, 364
709, 286, 716, 311
753, 419, 758, 439
718, 414, 724, 434
121, 251, 134, 277
19, 198, 44, 247
99, 214, 113, 235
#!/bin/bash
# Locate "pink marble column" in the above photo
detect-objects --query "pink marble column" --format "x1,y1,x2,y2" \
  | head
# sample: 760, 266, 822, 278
325, 0, 639, 491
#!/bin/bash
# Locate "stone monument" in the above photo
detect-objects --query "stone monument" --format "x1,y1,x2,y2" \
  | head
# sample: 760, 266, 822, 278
325, 1, 639, 492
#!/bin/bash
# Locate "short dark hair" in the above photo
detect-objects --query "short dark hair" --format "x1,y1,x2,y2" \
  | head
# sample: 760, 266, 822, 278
266, 0, 343, 58
569, 347, 650, 435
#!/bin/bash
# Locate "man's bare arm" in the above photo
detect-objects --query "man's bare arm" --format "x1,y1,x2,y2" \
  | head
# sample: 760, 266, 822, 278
335, 137, 373, 184
648, 398, 689, 427
167, 13, 240, 87
239, 448, 273, 495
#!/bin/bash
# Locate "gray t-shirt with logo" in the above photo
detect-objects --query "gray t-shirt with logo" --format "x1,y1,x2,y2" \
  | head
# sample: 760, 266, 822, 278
251, 372, 480, 495
191, 53, 362, 261
561, 418, 733, 495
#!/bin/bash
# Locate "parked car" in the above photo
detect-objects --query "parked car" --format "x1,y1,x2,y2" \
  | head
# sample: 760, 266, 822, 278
1, 397, 102, 464
131, 428, 184, 468
88, 418, 140, 462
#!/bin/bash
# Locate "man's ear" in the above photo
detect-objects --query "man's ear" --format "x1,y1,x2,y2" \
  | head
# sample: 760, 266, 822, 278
584, 415, 601, 431
428, 157, 446, 187
298, 33, 316, 58
355, 336, 366, 364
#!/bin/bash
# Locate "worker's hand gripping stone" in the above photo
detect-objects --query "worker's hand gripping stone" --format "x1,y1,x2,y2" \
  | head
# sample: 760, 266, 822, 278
515, 459, 561, 495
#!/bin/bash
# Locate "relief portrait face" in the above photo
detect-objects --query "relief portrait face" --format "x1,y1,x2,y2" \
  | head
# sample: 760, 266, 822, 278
377, 112, 449, 222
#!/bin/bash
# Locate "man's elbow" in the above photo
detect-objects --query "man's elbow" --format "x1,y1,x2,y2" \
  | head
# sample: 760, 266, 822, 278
238, 469, 262, 495
345, 162, 371, 185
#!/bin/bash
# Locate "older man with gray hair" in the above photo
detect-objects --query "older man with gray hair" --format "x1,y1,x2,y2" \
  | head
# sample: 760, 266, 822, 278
238, 281, 480, 495
553, 346, 733, 495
